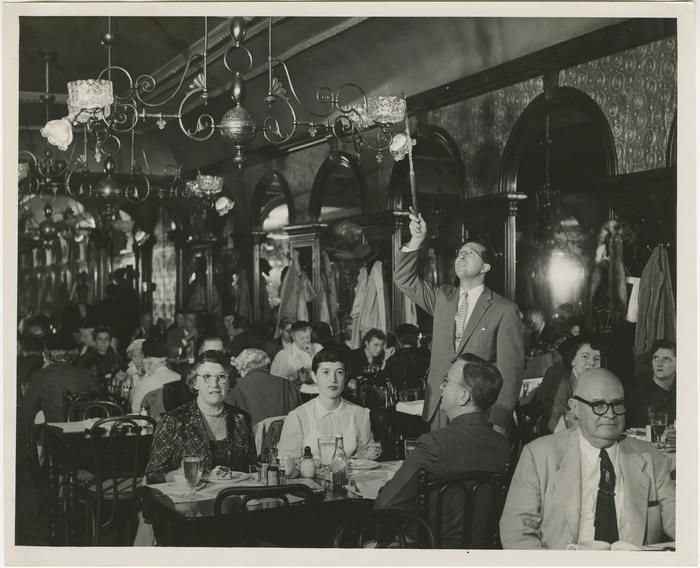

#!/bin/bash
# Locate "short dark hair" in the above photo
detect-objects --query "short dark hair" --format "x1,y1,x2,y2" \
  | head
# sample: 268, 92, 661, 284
291, 320, 312, 334
395, 323, 420, 347
278, 316, 295, 330
92, 325, 113, 341
312, 347, 348, 373
461, 239, 498, 268
557, 335, 606, 370
21, 324, 46, 353
362, 328, 386, 346
312, 322, 333, 344
458, 353, 503, 410
651, 339, 676, 357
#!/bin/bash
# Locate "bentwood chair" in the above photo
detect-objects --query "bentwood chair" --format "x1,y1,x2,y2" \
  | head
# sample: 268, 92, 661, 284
416, 466, 512, 549
213, 484, 317, 546
333, 510, 436, 548
63, 390, 100, 420
67, 399, 124, 422
80, 415, 156, 545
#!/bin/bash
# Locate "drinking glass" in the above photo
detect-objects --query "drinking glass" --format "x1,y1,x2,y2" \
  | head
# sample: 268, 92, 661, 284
318, 437, 336, 472
182, 454, 204, 496
404, 438, 418, 459
649, 411, 668, 445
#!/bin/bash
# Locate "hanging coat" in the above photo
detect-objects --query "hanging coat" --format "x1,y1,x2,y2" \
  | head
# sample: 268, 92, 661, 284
236, 269, 253, 322
350, 267, 369, 349
358, 261, 388, 337
276, 253, 316, 329
321, 251, 340, 334
634, 246, 676, 356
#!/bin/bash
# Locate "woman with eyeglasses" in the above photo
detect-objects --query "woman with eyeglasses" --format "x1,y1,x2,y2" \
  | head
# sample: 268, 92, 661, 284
145, 351, 256, 484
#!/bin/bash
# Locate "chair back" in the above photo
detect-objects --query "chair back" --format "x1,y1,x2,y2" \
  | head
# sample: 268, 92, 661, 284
63, 390, 100, 420
68, 399, 124, 422
333, 510, 436, 548
86, 415, 156, 544
513, 399, 545, 462
213, 484, 316, 516
417, 466, 511, 549
398, 388, 421, 402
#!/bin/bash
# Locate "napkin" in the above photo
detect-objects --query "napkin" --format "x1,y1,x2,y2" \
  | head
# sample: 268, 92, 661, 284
396, 400, 424, 416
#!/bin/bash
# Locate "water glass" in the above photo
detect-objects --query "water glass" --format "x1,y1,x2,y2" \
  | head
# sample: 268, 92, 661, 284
182, 454, 204, 496
404, 438, 418, 458
318, 437, 336, 471
648, 411, 668, 445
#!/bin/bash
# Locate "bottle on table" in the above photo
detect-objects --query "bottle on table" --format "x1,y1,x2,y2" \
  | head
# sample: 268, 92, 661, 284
331, 434, 348, 488
300, 446, 316, 479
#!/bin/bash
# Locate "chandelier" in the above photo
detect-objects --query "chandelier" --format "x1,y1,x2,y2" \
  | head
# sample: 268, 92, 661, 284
19, 51, 69, 199
41, 17, 415, 168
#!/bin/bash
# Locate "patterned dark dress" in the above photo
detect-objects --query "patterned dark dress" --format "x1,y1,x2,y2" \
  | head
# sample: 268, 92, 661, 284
145, 400, 256, 483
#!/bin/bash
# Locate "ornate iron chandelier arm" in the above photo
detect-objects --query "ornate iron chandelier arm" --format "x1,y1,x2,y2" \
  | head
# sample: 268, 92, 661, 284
176, 88, 216, 141
97, 65, 135, 102
132, 53, 203, 108
102, 100, 139, 133
269, 58, 335, 119
329, 114, 393, 153
263, 91, 299, 144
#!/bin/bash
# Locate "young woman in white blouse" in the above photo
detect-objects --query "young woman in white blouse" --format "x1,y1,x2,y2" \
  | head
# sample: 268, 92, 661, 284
276, 348, 380, 460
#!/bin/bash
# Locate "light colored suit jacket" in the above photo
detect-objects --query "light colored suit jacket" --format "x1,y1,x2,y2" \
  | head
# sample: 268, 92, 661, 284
394, 248, 525, 428
500, 428, 675, 549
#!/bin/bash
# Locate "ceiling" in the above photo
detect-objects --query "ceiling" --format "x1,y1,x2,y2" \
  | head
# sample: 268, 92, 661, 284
17, 15, 629, 171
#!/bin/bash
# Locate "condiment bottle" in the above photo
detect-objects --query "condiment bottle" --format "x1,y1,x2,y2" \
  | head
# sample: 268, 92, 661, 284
300, 446, 316, 479
331, 434, 348, 488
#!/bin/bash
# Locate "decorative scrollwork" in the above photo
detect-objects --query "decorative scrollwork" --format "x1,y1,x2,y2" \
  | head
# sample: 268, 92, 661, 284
134, 53, 203, 108
263, 92, 299, 144
124, 172, 150, 203
177, 88, 216, 141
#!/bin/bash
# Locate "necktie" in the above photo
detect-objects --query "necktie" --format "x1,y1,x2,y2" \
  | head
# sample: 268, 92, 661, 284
454, 292, 469, 351
594, 448, 619, 543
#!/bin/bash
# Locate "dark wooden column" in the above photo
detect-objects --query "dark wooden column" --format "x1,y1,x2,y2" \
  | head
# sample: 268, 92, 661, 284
251, 230, 266, 325
135, 237, 155, 313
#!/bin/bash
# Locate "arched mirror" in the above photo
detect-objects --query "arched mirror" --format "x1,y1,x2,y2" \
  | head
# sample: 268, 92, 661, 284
304, 152, 368, 335
502, 87, 617, 336
252, 170, 295, 327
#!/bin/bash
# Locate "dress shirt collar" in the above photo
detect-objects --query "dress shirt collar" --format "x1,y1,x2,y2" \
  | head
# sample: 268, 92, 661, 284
314, 397, 345, 420
578, 428, 619, 465
459, 283, 485, 302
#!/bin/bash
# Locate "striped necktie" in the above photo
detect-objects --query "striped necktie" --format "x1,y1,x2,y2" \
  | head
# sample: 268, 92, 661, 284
454, 292, 469, 351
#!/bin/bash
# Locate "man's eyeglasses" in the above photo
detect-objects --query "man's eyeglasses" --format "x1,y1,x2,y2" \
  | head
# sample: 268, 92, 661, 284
455, 247, 483, 261
572, 395, 626, 416
440, 375, 467, 391
197, 373, 229, 386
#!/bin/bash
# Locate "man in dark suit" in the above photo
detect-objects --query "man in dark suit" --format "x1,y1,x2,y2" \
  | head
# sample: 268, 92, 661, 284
394, 210, 525, 433
374, 354, 511, 548
22, 333, 98, 425
226, 348, 303, 427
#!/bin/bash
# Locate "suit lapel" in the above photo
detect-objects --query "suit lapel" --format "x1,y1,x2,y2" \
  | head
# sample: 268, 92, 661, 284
617, 439, 650, 545
446, 287, 460, 351
549, 429, 582, 543
456, 288, 492, 356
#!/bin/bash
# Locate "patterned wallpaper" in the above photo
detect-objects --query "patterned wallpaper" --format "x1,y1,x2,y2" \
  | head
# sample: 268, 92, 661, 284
561, 37, 677, 174
240, 38, 676, 208
426, 77, 543, 196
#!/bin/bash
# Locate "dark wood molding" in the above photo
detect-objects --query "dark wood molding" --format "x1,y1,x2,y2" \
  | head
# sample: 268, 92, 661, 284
251, 169, 295, 230
308, 150, 368, 223
666, 111, 677, 168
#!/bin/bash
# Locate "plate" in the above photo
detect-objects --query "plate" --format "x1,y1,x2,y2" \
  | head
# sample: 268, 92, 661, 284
347, 459, 380, 471
202, 471, 250, 484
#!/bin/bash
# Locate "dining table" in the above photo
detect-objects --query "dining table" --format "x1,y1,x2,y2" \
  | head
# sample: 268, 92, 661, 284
44, 420, 154, 546
138, 461, 403, 547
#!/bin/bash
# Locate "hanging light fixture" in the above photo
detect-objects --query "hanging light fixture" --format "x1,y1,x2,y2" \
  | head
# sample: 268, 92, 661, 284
261, 17, 407, 163
20, 51, 69, 198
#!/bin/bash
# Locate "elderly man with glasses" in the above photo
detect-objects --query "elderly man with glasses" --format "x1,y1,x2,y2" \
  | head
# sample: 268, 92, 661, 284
394, 210, 525, 434
500, 368, 675, 549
